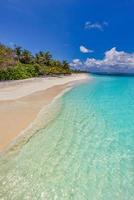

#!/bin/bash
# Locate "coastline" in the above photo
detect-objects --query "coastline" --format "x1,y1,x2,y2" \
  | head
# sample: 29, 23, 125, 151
0, 73, 90, 153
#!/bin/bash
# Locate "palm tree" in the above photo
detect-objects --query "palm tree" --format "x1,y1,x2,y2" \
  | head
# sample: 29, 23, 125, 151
35, 51, 52, 66
14, 45, 22, 61
44, 51, 52, 65
20, 49, 33, 64
0, 43, 17, 69
62, 60, 69, 69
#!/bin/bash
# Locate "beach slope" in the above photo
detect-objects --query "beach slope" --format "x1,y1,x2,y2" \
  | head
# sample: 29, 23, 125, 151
0, 74, 89, 152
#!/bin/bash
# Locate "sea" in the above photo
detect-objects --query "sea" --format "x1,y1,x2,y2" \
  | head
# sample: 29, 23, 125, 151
0, 75, 134, 200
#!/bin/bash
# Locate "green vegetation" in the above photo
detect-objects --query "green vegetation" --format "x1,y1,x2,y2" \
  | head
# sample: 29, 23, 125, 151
0, 43, 72, 80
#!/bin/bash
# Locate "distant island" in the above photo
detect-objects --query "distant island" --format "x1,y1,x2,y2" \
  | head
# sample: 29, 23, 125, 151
0, 43, 74, 81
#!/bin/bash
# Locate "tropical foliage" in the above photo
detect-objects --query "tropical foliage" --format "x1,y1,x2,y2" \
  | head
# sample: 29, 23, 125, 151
0, 43, 72, 80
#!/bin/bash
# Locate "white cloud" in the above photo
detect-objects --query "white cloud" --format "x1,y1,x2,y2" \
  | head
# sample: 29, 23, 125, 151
70, 59, 87, 71
85, 21, 108, 31
80, 45, 94, 53
70, 48, 134, 74
71, 59, 82, 66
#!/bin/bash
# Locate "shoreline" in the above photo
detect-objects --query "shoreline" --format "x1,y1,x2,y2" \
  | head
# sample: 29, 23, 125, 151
0, 74, 89, 101
0, 74, 90, 153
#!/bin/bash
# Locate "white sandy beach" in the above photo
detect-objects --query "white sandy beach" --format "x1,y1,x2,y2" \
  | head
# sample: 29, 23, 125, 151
0, 74, 90, 152
0, 74, 89, 101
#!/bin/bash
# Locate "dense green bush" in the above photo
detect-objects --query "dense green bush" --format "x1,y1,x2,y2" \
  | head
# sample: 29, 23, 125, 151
44, 66, 71, 75
0, 43, 73, 81
0, 64, 72, 80
0, 64, 38, 80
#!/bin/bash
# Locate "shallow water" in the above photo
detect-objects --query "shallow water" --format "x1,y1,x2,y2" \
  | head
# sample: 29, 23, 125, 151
0, 75, 134, 200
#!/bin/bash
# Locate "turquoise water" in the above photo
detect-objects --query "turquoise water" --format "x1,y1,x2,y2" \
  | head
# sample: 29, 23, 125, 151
0, 75, 134, 200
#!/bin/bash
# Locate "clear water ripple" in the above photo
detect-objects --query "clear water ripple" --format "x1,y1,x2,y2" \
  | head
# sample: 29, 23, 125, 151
0, 75, 134, 200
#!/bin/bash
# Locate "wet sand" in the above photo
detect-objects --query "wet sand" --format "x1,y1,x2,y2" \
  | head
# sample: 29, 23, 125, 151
0, 74, 90, 152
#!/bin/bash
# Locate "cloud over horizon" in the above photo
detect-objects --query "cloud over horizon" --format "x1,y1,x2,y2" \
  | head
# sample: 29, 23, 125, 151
80, 45, 94, 53
85, 21, 108, 31
70, 48, 134, 74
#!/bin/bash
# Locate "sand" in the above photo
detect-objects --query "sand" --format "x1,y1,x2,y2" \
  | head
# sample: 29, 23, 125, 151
0, 74, 90, 152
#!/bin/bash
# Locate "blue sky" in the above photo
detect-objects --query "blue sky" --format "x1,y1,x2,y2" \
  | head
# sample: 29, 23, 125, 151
0, 0, 134, 63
